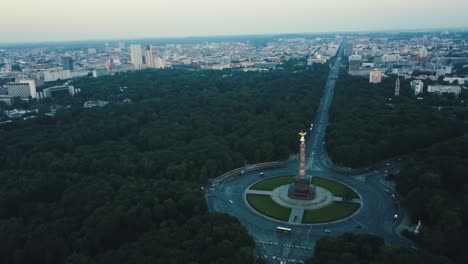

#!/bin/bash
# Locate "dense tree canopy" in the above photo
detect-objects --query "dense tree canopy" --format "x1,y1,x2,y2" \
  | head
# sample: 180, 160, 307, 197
0, 65, 329, 263
307, 233, 452, 264
324, 74, 468, 263
326, 74, 466, 167
396, 138, 468, 264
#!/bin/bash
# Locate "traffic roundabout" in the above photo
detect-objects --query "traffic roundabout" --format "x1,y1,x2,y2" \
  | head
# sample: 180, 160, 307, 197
245, 176, 361, 224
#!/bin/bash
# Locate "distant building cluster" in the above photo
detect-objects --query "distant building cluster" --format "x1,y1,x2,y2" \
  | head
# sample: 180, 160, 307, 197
0, 79, 80, 104
130, 44, 166, 70
346, 33, 468, 80
0, 37, 344, 88
344, 32, 468, 96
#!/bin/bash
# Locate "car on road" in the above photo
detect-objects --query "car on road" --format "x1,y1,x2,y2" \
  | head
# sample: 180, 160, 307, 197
229, 200, 233, 204
394, 214, 398, 220
259, 172, 264, 177
324, 228, 331, 233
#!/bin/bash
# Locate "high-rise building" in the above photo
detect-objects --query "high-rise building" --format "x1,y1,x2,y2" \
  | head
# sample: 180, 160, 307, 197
369, 69, 382, 84
130, 44, 144, 69
348, 55, 362, 72
61, 56, 74, 71
5, 79, 37, 99
153, 57, 166, 69
418, 46, 427, 58
395, 78, 400, 96
145, 45, 154, 68
344, 42, 354, 56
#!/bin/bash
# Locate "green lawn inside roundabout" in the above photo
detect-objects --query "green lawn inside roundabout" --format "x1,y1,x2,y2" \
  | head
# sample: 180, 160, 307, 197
250, 175, 295, 191
246, 194, 291, 221
312, 177, 359, 199
250, 176, 359, 199
302, 202, 360, 223
246, 176, 361, 223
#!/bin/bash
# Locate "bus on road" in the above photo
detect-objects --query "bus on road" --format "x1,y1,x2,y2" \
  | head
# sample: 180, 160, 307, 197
276, 227, 292, 234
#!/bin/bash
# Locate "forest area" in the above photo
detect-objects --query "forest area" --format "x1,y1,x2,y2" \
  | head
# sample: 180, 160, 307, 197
325, 73, 468, 263
0, 64, 329, 264
325, 74, 467, 167
306, 233, 452, 264
396, 138, 468, 264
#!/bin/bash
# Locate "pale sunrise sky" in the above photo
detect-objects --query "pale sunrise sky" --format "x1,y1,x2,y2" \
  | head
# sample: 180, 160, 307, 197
1, 0, 468, 43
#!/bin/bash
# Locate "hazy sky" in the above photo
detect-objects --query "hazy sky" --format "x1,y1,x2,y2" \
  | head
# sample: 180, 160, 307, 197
2, 0, 468, 43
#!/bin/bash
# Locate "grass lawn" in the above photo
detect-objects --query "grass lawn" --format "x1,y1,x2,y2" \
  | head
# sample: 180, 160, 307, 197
246, 194, 291, 221
312, 177, 359, 199
250, 175, 294, 191
302, 202, 360, 223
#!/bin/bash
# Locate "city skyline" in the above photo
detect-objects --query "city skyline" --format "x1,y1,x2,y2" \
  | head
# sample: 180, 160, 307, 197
2, 0, 468, 43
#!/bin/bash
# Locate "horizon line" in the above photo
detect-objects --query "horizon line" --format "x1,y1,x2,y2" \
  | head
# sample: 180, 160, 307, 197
1, 26, 467, 46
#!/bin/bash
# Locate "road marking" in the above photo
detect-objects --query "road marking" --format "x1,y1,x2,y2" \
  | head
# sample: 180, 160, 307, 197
351, 217, 367, 229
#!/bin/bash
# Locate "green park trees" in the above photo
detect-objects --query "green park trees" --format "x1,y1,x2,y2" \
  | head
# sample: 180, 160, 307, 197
0, 65, 328, 263
326, 74, 466, 167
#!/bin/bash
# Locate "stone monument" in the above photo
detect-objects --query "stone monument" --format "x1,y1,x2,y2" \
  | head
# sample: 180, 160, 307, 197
288, 130, 315, 200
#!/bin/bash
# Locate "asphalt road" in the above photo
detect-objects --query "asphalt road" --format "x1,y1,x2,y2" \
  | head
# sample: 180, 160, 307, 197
205, 39, 414, 263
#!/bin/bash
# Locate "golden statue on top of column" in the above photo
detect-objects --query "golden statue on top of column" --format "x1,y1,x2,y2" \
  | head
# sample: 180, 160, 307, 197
299, 131, 307, 142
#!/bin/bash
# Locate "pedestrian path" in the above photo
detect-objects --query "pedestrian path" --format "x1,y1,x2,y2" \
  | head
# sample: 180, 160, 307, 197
245, 190, 273, 195
288, 208, 305, 223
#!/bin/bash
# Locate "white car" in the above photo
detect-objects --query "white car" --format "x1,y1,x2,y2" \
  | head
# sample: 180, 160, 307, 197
229, 200, 233, 204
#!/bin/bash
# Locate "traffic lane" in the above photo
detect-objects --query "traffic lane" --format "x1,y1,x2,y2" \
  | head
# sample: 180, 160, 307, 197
316, 172, 400, 242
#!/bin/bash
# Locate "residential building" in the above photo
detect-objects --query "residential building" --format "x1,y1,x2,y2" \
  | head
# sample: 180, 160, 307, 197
44, 70, 71, 82
0, 95, 15, 106
344, 42, 354, 56
5, 79, 37, 98
369, 69, 383, 84
349, 55, 362, 72
443, 77, 466, 85
145, 45, 154, 68
43, 70, 88, 82
381, 54, 401, 62
37, 84, 80, 99
427, 85, 462, 95
418, 46, 427, 58
410, 80, 424, 95
61, 56, 74, 70
130, 44, 144, 69
84, 100, 109, 108
153, 57, 166, 69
